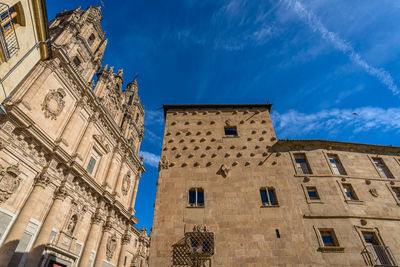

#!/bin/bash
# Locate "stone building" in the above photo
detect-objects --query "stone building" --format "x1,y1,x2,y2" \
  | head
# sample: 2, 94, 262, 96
0, 5, 150, 267
149, 104, 400, 267
0, 0, 50, 103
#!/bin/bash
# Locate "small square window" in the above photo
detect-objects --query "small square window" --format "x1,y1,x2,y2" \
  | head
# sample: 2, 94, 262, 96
224, 126, 237, 136
307, 187, 320, 200
319, 230, 338, 247
188, 188, 204, 207
260, 187, 278, 206
73, 56, 81, 68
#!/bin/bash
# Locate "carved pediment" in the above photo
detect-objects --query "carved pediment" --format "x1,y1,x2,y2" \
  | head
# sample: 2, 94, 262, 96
93, 134, 110, 154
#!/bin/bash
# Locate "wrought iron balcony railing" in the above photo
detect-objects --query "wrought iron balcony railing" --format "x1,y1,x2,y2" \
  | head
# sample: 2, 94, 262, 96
0, 2, 19, 62
365, 244, 398, 267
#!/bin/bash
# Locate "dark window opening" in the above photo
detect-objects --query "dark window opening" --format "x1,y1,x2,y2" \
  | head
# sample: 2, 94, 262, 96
188, 188, 204, 207
260, 187, 278, 206
86, 156, 96, 174
294, 154, 312, 174
224, 126, 237, 136
275, 229, 280, 238
88, 33, 95, 46
392, 187, 400, 201
307, 187, 320, 200
320, 230, 338, 247
73, 56, 81, 68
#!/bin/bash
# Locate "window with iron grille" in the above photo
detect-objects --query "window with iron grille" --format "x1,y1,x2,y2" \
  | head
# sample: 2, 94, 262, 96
260, 187, 278, 206
372, 158, 393, 178
294, 153, 312, 174
86, 156, 97, 174
328, 154, 346, 175
0, 3, 22, 62
188, 188, 204, 207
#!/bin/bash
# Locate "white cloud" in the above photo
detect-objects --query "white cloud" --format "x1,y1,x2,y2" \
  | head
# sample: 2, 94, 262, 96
145, 109, 164, 126
140, 151, 160, 168
272, 107, 400, 138
282, 0, 400, 96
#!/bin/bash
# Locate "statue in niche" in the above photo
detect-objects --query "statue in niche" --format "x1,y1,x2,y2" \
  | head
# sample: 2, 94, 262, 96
67, 214, 78, 235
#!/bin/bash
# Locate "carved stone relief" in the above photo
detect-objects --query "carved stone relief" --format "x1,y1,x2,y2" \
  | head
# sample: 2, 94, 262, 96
41, 88, 66, 120
216, 164, 230, 178
0, 163, 21, 203
158, 156, 169, 171
106, 233, 118, 260
121, 172, 131, 196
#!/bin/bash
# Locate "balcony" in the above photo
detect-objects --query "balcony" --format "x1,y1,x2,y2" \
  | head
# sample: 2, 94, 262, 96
0, 3, 19, 62
365, 244, 398, 267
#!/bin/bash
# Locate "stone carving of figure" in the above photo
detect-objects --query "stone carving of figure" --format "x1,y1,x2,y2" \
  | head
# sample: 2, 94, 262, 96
67, 214, 78, 235
106, 234, 118, 260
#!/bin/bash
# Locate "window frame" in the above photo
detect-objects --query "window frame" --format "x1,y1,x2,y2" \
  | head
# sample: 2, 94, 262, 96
387, 184, 400, 206
260, 187, 279, 207
313, 226, 344, 253
0, 207, 17, 246
370, 157, 394, 179
302, 184, 323, 204
87, 33, 96, 46
187, 187, 204, 208
292, 153, 313, 175
85, 148, 101, 176
337, 181, 364, 205
325, 153, 347, 176
223, 126, 238, 137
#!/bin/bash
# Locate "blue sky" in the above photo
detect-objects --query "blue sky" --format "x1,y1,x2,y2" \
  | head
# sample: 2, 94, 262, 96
47, 0, 400, 230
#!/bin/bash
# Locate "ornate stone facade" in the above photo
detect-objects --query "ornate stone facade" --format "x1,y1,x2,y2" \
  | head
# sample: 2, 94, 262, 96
149, 104, 400, 266
0, 5, 150, 267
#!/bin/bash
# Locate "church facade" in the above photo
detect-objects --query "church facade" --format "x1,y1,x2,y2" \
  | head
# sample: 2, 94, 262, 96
149, 104, 400, 267
0, 4, 149, 267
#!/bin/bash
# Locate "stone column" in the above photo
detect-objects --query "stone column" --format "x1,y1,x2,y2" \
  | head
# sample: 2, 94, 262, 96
129, 174, 141, 211
117, 232, 131, 266
25, 185, 69, 267
93, 218, 113, 266
112, 158, 125, 193
0, 172, 53, 266
56, 98, 85, 143
79, 211, 104, 266
101, 147, 117, 187
73, 114, 96, 156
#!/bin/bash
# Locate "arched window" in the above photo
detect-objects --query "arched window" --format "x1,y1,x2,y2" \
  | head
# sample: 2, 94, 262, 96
88, 33, 95, 46
188, 188, 204, 207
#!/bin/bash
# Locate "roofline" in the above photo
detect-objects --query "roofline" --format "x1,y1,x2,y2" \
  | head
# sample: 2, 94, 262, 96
277, 139, 400, 152
163, 103, 272, 118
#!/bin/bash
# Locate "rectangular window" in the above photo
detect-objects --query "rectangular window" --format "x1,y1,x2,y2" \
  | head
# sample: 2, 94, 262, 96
294, 154, 312, 174
328, 154, 346, 175
319, 229, 338, 247
392, 187, 400, 201
224, 126, 237, 136
373, 158, 393, 178
9, 220, 39, 266
260, 187, 278, 206
307, 187, 320, 200
73, 56, 81, 68
0, 3, 22, 61
342, 183, 358, 200
188, 188, 204, 207
86, 156, 97, 174
0, 211, 12, 243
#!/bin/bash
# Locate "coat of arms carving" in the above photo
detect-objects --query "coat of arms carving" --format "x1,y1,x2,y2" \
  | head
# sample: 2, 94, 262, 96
41, 88, 66, 120
121, 172, 131, 196
0, 164, 22, 203
106, 234, 118, 260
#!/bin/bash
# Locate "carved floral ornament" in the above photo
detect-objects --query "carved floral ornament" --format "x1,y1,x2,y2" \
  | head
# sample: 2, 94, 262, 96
121, 171, 131, 196
41, 88, 66, 120
106, 233, 118, 260
0, 163, 22, 203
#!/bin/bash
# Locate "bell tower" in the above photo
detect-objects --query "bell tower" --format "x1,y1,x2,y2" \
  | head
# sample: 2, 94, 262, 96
48, 6, 107, 83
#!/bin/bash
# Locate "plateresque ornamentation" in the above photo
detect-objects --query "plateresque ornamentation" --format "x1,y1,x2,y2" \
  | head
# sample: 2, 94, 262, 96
0, 164, 22, 203
41, 88, 66, 120
106, 234, 118, 260
121, 172, 131, 196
